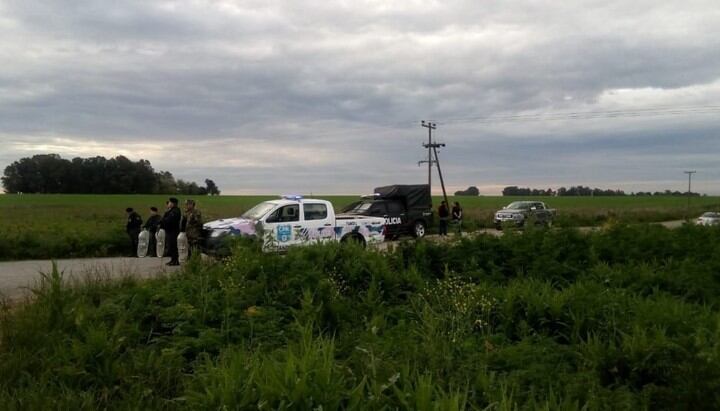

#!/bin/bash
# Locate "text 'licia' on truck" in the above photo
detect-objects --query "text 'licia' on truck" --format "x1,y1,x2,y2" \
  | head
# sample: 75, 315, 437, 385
202, 195, 386, 253
341, 184, 434, 238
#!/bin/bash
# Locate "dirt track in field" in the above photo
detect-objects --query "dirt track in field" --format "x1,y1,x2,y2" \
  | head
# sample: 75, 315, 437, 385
0, 256, 180, 303
0, 220, 686, 303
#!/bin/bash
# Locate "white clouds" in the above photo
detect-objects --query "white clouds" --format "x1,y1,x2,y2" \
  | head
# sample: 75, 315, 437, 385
1, 0, 719, 194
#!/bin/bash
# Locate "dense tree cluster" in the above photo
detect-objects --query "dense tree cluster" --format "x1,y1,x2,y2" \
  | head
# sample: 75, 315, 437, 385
502, 186, 556, 196
454, 186, 480, 196
1, 154, 221, 195
502, 185, 700, 197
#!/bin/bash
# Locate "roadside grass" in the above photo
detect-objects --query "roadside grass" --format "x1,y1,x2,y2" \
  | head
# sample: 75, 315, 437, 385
1, 194, 719, 260
1, 224, 720, 409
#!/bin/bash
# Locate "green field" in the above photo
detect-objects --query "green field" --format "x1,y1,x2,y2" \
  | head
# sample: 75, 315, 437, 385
2, 225, 720, 409
1, 194, 719, 260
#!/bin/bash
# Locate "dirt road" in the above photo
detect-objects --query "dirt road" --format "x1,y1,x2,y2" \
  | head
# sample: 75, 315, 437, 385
0, 257, 179, 302
0, 220, 688, 303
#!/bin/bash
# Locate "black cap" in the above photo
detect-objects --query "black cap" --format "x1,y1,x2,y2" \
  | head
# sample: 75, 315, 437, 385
126, 207, 133, 212
150, 206, 158, 212
168, 197, 178, 205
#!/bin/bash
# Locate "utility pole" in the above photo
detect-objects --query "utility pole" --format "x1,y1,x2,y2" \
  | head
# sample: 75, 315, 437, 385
421, 121, 436, 188
432, 143, 449, 207
684, 170, 696, 220
418, 121, 449, 207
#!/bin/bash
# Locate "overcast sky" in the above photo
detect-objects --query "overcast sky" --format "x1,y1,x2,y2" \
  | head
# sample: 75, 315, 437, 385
1, 0, 719, 195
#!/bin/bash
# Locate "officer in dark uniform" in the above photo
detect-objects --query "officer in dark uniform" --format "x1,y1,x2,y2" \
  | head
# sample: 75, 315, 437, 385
143, 206, 162, 254
160, 198, 182, 266
125, 207, 143, 256
438, 201, 449, 236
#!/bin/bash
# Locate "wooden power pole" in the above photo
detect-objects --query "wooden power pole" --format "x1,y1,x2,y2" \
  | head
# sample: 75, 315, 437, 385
419, 121, 448, 206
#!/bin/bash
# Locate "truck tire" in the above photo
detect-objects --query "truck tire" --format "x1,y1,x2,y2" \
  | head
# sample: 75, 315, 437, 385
341, 234, 366, 248
413, 221, 426, 238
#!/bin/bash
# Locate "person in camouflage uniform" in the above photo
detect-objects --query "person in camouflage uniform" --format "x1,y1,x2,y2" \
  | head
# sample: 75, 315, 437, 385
181, 199, 204, 257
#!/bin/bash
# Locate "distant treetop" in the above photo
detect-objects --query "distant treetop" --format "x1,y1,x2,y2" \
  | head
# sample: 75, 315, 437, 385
501, 185, 699, 197
454, 186, 480, 196
1, 154, 221, 195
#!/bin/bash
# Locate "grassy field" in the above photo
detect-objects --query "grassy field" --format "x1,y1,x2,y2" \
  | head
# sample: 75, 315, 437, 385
1, 194, 719, 260
2, 225, 720, 409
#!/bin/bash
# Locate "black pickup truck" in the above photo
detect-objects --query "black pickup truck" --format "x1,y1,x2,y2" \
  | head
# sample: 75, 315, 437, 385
341, 184, 434, 238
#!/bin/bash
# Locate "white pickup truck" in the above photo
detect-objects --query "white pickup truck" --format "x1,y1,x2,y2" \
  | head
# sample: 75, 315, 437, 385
203, 196, 386, 252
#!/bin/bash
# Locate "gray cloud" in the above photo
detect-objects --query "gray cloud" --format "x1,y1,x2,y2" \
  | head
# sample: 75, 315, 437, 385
1, 0, 719, 194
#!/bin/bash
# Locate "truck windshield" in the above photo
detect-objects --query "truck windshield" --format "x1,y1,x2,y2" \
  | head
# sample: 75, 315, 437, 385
241, 202, 277, 220
507, 202, 533, 210
344, 202, 373, 213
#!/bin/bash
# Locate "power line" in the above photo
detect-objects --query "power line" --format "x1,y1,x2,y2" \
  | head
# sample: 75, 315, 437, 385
226, 104, 720, 142
436, 105, 720, 125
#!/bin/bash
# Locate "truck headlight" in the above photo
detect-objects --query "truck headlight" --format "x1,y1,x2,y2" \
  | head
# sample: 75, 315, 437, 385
210, 229, 230, 238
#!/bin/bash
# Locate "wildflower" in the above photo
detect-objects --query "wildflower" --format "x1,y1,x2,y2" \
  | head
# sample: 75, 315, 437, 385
245, 306, 260, 316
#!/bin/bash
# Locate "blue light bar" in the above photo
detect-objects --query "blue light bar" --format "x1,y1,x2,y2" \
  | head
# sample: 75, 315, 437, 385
281, 194, 304, 201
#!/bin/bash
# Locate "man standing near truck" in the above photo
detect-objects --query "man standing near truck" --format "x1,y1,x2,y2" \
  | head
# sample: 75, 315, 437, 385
181, 199, 203, 257
438, 201, 449, 236
160, 198, 182, 266
125, 207, 143, 256
143, 206, 161, 254
452, 201, 463, 235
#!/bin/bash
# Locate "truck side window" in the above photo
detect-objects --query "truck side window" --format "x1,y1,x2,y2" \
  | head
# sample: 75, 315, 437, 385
303, 203, 328, 221
267, 205, 299, 223
370, 203, 387, 216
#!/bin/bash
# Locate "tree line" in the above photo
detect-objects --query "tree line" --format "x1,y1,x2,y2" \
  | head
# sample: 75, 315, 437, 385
1, 154, 221, 195
502, 185, 700, 197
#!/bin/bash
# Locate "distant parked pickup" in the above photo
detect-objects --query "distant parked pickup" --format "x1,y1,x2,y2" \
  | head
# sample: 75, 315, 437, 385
202, 196, 385, 253
494, 201, 556, 229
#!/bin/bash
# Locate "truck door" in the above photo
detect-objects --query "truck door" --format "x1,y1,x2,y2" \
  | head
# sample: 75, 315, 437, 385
532, 202, 547, 223
263, 204, 300, 249
366, 202, 393, 236
300, 202, 334, 244
385, 201, 407, 236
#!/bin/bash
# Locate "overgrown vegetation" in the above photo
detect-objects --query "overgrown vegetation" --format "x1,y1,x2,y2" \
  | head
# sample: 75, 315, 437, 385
2, 224, 720, 409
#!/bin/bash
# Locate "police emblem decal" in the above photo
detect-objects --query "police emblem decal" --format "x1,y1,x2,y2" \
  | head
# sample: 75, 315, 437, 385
277, 225, 292, 242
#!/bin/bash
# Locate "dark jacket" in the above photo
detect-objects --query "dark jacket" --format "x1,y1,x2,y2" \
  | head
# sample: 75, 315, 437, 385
438, 204, 449, 219
452, 206, 463, 221
126, 212, 143, 232
160, 207, 182, 234
143, 214, 161, 233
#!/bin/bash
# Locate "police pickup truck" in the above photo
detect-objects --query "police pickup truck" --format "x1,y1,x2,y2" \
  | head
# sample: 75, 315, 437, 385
494, 200, 556, 229
203, 196, 385, 252
341, 184, 434, 238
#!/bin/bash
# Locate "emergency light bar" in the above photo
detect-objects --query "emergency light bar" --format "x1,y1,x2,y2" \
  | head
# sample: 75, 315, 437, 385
361, 193, 381, 199
281, 194, 304, 201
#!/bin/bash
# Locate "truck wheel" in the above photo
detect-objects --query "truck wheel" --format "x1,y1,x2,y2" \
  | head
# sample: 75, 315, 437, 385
413, 221, 426, 238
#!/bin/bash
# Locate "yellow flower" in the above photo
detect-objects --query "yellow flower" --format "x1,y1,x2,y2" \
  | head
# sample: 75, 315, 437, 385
245, 306, 260, 317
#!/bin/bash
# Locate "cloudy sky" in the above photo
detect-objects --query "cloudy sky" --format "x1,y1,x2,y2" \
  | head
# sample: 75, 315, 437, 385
1, 0, 719, 194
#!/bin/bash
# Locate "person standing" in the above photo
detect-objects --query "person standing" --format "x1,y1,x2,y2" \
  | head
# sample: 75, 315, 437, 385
160, 198, 182, 266
125, 207, 143, 256
143, 206, 162, 254
452, 201, 463, 235
181, 199, 204, 257
438, 201, 449, 236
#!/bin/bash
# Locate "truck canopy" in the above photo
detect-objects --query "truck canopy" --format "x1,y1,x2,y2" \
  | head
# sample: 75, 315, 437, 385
373, 184, 432, 210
